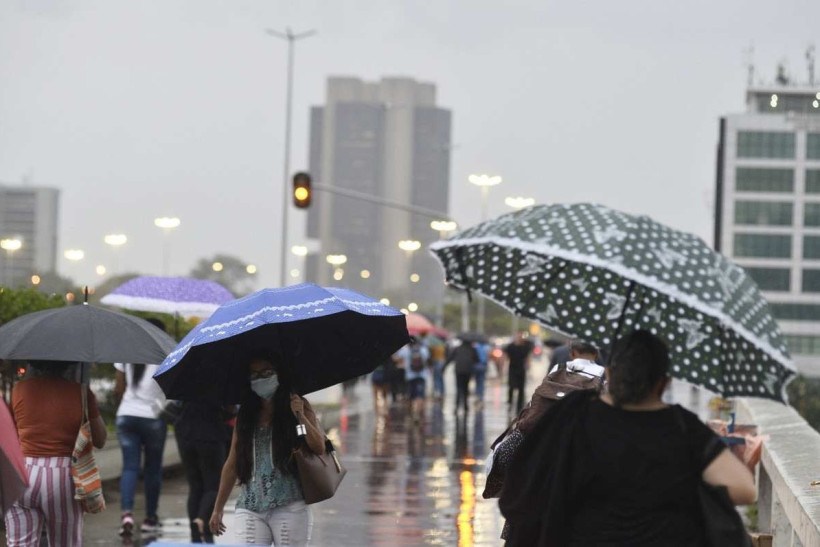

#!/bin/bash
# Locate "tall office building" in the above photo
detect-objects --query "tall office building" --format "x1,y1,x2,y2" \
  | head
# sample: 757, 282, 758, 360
0, 184, 60, 286
305, 77, 452, 307
715, 83, 820, 376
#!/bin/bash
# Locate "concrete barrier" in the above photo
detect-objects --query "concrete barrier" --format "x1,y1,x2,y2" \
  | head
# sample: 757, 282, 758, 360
736, 397, 820, 547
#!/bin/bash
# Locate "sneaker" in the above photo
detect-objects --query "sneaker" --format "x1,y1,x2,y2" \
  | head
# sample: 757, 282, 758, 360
141, 516, 163, 535
119, 513, 134, 537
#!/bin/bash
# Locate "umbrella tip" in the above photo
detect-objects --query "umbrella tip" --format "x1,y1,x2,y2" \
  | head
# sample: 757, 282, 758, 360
83, 286, 89, 305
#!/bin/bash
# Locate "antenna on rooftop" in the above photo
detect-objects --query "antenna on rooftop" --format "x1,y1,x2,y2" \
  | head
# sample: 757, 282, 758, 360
743, 44, 755, 87
807, 44, 816, 86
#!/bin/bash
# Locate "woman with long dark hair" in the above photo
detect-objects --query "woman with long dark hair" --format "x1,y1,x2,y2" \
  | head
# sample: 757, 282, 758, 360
209, 353, 325, 545
500, 330, 757, 546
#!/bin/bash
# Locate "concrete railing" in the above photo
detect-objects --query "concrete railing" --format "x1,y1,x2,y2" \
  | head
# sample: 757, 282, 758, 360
736, 398, 820, 547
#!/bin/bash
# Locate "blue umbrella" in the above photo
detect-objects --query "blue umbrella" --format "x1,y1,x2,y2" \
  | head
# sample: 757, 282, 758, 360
153, 283, 409, 402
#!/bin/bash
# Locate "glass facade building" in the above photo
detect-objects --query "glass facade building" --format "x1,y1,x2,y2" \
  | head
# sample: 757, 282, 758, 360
717, 85, 820, 375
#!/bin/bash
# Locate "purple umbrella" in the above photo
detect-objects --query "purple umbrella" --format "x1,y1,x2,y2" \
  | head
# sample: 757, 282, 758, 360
101, 276, 234, 319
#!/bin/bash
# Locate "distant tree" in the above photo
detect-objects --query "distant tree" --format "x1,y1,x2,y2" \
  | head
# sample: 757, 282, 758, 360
189, 254, 256, 296
87, 272, 140, 305
33, 270, 77, 296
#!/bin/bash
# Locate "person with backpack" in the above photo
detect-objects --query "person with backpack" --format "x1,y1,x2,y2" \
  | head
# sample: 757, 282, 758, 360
446, 341, 478, 415
395, 339, 430, 424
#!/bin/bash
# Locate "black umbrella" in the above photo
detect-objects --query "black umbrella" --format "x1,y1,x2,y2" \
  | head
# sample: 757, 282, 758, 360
0, 304, 176, 364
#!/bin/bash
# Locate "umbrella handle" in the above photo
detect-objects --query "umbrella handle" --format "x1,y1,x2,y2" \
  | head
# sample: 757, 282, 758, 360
295, 410, 307, 437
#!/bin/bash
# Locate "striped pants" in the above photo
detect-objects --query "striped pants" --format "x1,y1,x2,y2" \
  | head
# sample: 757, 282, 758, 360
4, 456, 83, 547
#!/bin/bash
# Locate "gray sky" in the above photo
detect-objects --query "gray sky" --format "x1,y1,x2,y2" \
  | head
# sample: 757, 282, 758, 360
1, 0, 817, 289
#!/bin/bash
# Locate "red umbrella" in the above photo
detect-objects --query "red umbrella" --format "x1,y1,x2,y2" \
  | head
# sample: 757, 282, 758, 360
0, 399, 27, 513
406, 313, 435, 336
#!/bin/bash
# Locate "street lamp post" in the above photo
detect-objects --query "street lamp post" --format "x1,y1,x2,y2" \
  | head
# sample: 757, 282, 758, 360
325, 254, 347, 284
1, 238, 22, 286
504, 196, 535, 334
469, 174, 502, 333
103, 233, 127, 274
154, 217, 180, 276
266, 27, 316, 288
430, 220, 458, 328
398, 240, 421, 310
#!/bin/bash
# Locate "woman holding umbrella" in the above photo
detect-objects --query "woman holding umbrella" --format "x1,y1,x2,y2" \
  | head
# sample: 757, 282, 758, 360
209, 353, 326, 546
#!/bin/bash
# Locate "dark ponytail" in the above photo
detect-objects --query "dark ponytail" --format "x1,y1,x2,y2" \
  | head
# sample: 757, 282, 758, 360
607, 330, 670, 406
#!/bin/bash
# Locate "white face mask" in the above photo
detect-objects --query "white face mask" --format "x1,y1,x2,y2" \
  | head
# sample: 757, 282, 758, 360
250, 374, 280, 399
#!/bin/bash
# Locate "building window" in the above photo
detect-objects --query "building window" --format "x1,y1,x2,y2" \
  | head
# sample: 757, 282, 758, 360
733, 234, 792, 258
808, 133, 820, 160
736, 131, 795, 159
744, 267, 790, 291
784, 335, 820, 355
734, 201, 793, 226
803, 269, 820, 292
807, 170, 820, 194
805, 203, 820, 227
769, 303, 820, 321
735, 167, 794, 193
804, 236, 820, 259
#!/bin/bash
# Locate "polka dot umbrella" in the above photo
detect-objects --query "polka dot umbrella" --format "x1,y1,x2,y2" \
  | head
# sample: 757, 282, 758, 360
430, 203, 795, 402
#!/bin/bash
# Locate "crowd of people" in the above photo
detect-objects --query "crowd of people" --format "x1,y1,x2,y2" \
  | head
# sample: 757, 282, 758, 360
3, 317, 759, 546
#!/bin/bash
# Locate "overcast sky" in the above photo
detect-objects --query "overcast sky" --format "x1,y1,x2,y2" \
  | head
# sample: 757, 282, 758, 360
1, 0, 817, 289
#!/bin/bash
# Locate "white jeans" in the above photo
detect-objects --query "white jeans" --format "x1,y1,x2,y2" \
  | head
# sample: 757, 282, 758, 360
235, 501, 313, 546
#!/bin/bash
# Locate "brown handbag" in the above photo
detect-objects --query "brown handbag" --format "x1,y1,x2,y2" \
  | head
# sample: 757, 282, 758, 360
291, 411, 347, 504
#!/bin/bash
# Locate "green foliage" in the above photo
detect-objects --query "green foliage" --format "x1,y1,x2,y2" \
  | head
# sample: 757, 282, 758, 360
189, 254, 256, 296
787, 375, 820, 433
0, 287, 65, 325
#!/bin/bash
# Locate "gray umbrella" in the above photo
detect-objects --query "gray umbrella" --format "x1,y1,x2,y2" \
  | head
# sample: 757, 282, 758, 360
430, 203, 796, 402
0, 304, 176, 364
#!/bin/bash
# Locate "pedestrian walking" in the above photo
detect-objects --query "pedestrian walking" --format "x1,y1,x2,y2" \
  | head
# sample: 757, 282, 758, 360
175, 401, 232, 543
209, 353, 326, 546
503, 333, 533, 414
370, 358, 391, 414
396, 339, 430, 424
114, 319, 169, 538
424, 334, 447, 400
472, 341, 490, 407
4, 361, 107, 546
500, 330, 757, 546
446, 342, 478, 415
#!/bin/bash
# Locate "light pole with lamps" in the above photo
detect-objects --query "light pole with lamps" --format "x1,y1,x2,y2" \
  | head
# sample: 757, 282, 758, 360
430, 220, 459, 328
1, 238, 22, 286
265, 27, 316, 288
154, 217, 181, 276
504, 196, 535, 333
469, 174, 502, 333
398, 239, 421, 307
103, 233, 127, 274
325, 254, 347, 284
64, 249, 85, 283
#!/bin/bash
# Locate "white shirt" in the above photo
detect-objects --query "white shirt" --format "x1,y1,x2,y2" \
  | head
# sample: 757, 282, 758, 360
115, 363, 166, 419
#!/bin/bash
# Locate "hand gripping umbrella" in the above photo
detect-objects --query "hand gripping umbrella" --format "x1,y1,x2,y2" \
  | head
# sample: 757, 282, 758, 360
430, 203, 796, 402
153, 283, 409, 403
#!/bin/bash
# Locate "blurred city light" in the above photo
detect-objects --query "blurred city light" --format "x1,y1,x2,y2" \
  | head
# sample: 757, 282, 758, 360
291, 245, 308, 256
360, 269, 370, 279
246, 264, 257, 274
64, 249, 85, 261
95, 265, 107, 276
212, 262, 223, 272
103, 234, 127, 246
398, 240, 421, 252
505, 196, 535, 209
30, 275, 40, 285
468, 174, 502, 187
326, 254, 347, 266
154, 217, 181, 229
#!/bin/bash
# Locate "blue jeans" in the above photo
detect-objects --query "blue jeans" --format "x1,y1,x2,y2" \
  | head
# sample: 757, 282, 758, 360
433, 360, 445, 397
474, 364, 487, 401
116, 415, 167, 517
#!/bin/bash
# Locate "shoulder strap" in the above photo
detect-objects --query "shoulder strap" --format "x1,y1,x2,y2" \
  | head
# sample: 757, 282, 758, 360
80, 383, 89, 423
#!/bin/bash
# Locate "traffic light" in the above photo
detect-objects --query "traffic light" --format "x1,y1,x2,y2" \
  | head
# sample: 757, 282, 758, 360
292, 172, 312, 208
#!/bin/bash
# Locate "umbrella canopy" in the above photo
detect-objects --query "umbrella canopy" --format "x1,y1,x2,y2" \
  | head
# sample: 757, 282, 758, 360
153, 283, 409, 402
406, 312, 435, 336
431, 203, 795, 402
0, 304, 177, 364
0, 399, 27, 514
101, 276, 234, 318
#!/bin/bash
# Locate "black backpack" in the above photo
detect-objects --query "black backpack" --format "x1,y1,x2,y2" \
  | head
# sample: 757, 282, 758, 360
409, 344, 426, 372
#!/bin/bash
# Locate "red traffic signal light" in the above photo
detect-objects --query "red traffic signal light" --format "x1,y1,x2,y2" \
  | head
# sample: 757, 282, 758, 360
293, 172, 312, 208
